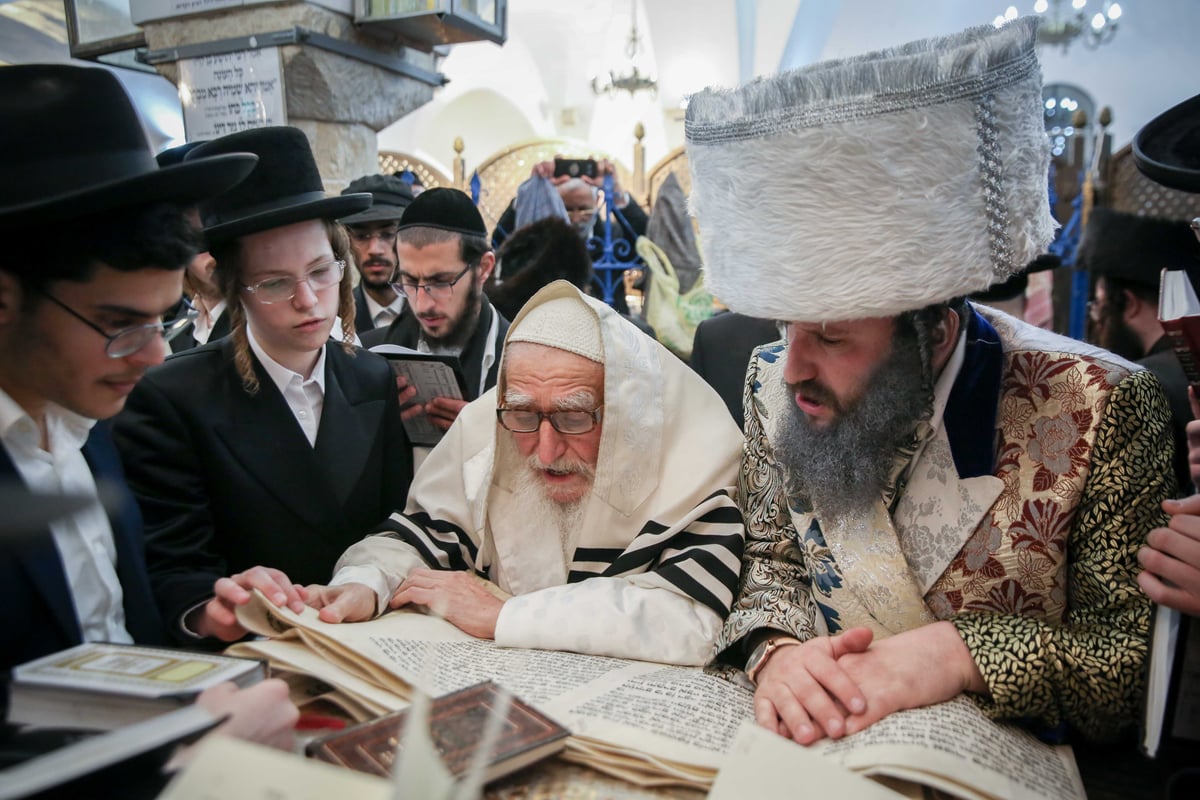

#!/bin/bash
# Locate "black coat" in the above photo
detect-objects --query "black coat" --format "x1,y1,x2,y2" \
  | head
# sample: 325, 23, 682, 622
0, 422, 167, 672
170, 309, 231, 353
112, 338, 413, 640
690, 312, 780, 430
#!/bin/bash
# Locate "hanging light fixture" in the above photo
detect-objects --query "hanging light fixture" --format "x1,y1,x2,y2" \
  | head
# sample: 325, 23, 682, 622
994, 0, 1122, 52
591, 0, 657, 98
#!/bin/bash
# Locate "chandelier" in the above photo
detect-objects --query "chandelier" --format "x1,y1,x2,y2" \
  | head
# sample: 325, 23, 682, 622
994, 0, 1122, 52
591, 0, 657, 98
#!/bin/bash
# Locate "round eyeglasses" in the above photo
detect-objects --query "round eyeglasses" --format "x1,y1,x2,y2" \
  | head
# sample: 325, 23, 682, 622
496, 407, 603, 435
347, 227, 399, 246
391, 263, 473, 302
242, 259, 345, 304
38, 290, 197, 359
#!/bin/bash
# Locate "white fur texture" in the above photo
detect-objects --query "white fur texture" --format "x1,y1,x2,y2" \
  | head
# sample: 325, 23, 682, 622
685, 18, 1056, 322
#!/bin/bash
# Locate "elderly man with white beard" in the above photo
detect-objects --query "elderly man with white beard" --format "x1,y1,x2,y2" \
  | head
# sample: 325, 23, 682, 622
291, 281, 746, 665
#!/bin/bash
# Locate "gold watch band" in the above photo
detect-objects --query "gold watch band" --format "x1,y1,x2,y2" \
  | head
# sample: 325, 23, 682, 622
746, 635, 803, 685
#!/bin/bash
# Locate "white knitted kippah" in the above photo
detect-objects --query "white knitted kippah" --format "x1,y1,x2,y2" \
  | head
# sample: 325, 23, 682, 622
506, 295, 604, 363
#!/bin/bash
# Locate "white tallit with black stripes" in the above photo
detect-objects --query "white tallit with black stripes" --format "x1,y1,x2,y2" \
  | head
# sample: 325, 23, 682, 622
331, 281, 745, 666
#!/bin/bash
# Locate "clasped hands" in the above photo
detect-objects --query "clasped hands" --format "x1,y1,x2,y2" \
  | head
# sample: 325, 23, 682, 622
196, 565, 503, 642
753, 621, 987, 746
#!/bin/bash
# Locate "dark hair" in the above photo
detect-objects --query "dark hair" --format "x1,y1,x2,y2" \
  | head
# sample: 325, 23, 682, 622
397, 226, 491, 268
1100, 275, 1158, 308
3, 202, 201, 292
897, 297, 969, 395
210, 218, 356, 393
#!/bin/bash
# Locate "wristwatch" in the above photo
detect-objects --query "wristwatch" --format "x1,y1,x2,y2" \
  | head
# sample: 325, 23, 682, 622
745, 635, 803, 685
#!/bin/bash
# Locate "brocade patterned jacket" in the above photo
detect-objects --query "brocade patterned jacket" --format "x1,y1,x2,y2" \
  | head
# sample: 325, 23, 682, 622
716, 304, 1174, 742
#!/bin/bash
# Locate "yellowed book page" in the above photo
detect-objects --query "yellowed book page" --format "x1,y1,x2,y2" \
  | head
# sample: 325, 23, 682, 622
814, 697, 1085, 800
227, 638, 406, 715
159, 736, 391, 800
708, 721, 906, 799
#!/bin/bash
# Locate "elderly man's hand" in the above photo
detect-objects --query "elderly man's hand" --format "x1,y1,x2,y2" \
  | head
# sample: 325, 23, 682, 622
191, 566, 306, 642
753, 628, 872, 744
1139, 496, 1200, 617
305, 582, 379, 623
426, 396, 468, 431
835, 621, 988, 737
389, 568, 503, 639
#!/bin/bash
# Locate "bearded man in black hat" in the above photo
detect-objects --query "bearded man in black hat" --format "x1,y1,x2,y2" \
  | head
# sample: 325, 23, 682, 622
1079, 208, 1200, 494
112, 126, 413, 645
339, 174, 413, 335
0, 64, 297, 761
363, 188, 510, 434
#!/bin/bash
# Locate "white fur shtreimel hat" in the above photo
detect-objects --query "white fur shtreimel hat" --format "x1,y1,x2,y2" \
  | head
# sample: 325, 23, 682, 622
685, 16, 1055, 322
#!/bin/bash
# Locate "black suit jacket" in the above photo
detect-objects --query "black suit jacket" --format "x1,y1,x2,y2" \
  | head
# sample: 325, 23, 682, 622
352, 285, 376, 336
0, 421, 166, 672
690, 312, 780, 430
112, 339, 413, 641
361, 295, 509, 401
1141, 336, 1192, 494
170, 310, 231, 354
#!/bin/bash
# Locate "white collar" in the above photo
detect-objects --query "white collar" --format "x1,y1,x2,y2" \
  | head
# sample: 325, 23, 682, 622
364, 290, 405, 324
245, 324, 328, 394
0, 384, 95, 454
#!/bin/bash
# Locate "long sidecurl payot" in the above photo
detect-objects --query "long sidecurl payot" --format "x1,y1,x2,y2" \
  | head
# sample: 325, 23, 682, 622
685, 16, 1056, 323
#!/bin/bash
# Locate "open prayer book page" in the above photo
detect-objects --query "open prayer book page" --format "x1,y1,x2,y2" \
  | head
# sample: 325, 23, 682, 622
233, 592, 1085, 798
368, 344, 467, 446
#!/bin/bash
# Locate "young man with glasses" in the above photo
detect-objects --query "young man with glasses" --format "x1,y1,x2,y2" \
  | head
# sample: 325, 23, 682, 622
339, 174, 413, 335
0, 65, 300, 767
112, 127, 413, 645
295, 282, 746, 666
362, 188, 510, 434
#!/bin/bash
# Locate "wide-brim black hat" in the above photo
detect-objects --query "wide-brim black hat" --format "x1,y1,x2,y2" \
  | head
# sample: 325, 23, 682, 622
187, 126, 371, 246
1077, 208, 1199, 288
1134, 94, 1200, 194
340, 174, 414, 225
0, 64, 256, 230
398, 187, 486, 237
971, 253, 1061, 302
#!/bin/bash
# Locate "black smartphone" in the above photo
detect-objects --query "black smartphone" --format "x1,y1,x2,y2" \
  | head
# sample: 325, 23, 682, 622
553, 158, 598, 179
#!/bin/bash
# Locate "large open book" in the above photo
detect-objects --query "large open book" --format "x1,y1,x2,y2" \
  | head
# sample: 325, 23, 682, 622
230, 593, 1084, 799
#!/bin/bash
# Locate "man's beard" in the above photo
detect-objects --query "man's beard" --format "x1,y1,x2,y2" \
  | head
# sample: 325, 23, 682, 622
1093, 310, 1146, 361
501, 437, 594, 556
773, 336, 933, 519
421, 272, 483, 352
571, 214, 596, 240
358, 257, 396, 292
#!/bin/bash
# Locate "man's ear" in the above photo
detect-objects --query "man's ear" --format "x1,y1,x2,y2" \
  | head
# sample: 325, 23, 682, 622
476, 251, 497, 285
0, 270, 24, 326
930, 307, 961, 372
1121, 288, 1146, 321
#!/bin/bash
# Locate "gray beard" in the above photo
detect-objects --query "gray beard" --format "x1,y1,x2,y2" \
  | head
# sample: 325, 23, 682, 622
498, 436, 591, 560
772, 337, 933, 520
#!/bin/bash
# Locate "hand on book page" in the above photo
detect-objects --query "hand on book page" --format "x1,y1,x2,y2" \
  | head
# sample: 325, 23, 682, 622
305, 582, 379, 623
1141, 494, 1200, 617
192, 564, 308, 642
389, 568, 505, 639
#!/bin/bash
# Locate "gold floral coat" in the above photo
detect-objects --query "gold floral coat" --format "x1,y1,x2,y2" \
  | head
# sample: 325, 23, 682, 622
716, 306, 1173, 742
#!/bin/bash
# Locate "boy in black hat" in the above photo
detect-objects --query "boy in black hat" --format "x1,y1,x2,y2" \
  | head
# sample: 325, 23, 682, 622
0, 64, 297, 764
364, 187, 510, 433
339, 174, 413, 334
112, 126, 414, 644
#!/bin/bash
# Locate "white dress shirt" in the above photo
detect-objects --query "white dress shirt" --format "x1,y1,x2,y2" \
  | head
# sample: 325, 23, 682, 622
246, 324, 327, 447
0, 387, 132, 644
191, 299, 227, 345
364, 291, 405, 329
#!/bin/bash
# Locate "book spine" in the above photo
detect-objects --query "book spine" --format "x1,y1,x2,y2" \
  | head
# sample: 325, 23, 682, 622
1160, 317, 1200, 385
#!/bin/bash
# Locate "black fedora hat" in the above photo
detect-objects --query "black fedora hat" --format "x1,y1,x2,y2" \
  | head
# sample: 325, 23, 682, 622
339, 174, 414, 225
187, 126, 371, 246
1077, 208, 1200, 288
0, 64, 256, 229
1134, 93, 1200, 194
